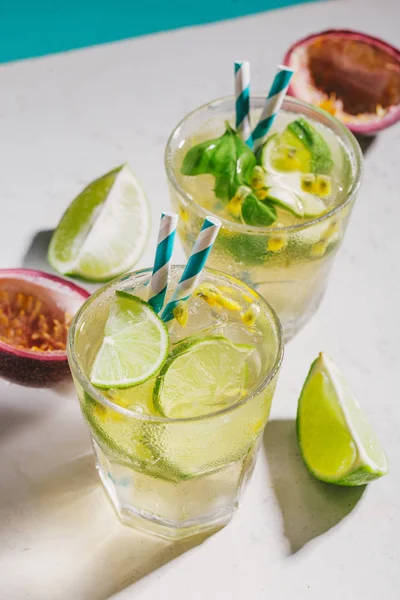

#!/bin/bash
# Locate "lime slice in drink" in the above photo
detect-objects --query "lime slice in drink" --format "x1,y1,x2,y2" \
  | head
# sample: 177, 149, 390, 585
260, 172, 327, 219
154, 336, 253, 419
297, 353, 388, 485
260, 119, 333, 176
260, 131, 311, 174
264, 186, 304, 218
300, 191, 327, 218
91, 291, 169, 389
48, 164, 150, 281
287, 118, 333, 174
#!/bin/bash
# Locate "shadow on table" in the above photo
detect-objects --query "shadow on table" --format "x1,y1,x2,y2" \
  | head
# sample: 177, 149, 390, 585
0, 437, 213, 599
263, 419, 365, 554
37, 454, 213, 599
22, 229, 54, 272
354, 134, 376, 155
0, 403, 48, 444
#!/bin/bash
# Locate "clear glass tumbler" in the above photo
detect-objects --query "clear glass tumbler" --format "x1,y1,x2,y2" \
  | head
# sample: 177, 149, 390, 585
67, 266, 283, 539
165, 97, 363, 341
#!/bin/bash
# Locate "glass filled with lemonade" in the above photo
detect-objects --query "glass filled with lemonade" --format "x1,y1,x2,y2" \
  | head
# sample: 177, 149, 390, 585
165, 96, 362, 340
67, 266, 283, 539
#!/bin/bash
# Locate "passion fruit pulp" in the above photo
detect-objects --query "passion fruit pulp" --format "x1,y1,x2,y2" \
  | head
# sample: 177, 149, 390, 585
284, 30, 400, 134
0, 269, 89, 387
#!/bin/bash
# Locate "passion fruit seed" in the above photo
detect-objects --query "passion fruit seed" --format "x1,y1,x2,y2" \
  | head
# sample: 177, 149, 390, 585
241, 304, 260, 327
178, 205, 189, 222
194, 283, 242, 312
251, 166, 267, 190
227, 186, 252, 218
301, 174, 317, 194
194, 283, 222, 307
173, 301, 189, 327
316, 175, 332, 197
255, 187, 269, 201
0, 290, 71, 352
268, 236, 287, 253
311, 240, 328, 257
216, 295, 242, 312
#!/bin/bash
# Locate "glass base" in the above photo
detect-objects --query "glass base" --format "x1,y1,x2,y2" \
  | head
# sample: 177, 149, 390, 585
92, 438, 257, 540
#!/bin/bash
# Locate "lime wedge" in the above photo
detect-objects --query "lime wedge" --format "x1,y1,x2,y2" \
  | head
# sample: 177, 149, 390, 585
90, 291, 169, 389
154, 336, 253, 419
297, 353, 388, 485
264, 186, 304, 218
287, 118, 333, 174
48, 164, 150, 281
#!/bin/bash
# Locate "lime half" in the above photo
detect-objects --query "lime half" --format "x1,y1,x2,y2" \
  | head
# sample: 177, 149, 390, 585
154, 336, 253, 419
90, 291, 169, 389
297, 353, 388, 486
48, 164, 150, 281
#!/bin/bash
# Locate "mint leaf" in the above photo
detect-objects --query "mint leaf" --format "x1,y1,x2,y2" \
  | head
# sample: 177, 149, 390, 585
181, 125, 256, 202
288, 118, 333, 174
241, 194, 277, 226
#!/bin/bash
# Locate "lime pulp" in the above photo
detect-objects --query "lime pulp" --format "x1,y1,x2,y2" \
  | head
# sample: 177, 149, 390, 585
90, 291, 169, 389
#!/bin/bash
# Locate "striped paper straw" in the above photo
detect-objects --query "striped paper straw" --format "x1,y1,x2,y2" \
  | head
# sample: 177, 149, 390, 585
161, 216, 221, 322
148, 212, 178, 313
252, 65, 294, 152
235, 61, 253, 149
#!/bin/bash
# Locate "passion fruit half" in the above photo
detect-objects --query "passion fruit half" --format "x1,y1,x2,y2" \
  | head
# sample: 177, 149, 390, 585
0, 269, 89, 387
284, 30, 400, 134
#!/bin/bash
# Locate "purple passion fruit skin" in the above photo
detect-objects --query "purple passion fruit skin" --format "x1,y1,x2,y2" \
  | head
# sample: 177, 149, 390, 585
284, 29, 400, 134
0, 269, 89, 387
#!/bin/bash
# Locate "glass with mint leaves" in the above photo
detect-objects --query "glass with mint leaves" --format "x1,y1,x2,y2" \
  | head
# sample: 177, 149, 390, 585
165, 96, 362, 340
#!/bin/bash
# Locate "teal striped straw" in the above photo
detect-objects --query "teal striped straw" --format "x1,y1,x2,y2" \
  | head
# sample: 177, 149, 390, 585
235, 61, 253, 149
148, 212, 178, 313
161, 216, 221, 323
252, 65, 294, 152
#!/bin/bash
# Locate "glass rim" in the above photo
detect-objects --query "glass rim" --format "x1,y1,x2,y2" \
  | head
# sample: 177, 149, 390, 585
165, 95, 363, 235
67, 266, 284, 424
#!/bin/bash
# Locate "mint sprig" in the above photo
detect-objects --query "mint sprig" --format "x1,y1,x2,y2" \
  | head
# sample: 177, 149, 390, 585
181, 125, 276, 226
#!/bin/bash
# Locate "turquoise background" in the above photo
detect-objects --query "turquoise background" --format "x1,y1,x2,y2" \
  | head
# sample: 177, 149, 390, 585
0, 0, 320, 64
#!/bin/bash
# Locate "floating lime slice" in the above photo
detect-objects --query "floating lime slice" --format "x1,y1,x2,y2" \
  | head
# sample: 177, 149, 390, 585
260, 131, 311, 174
287, 118, 333, 175
154, 336, 253, 419
264, 186, 304, 218
297, 353, 388, 485
260, 118, 333, 177
48, 164, 150, 281
260, 172, 327, 219
90, 291, 169, 389
300, 190, 327, 218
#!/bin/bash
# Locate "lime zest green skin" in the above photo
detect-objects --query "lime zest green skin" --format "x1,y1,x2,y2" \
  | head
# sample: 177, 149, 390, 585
153, 335, 253, 418
296, 355, 388, 486
91, 291, 169, 390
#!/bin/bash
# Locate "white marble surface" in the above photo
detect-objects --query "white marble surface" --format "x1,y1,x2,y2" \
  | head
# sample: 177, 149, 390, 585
0, 0, 399, 598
